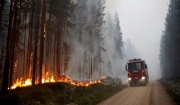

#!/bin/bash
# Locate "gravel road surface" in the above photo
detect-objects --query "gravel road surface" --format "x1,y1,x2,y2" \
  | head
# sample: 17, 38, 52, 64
98, 81, 176, 105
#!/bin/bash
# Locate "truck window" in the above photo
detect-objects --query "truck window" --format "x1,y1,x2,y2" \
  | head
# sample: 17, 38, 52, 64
128, 62, 142, 70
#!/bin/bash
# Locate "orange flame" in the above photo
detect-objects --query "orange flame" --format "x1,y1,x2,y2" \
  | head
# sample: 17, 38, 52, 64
10, 74, 107, 89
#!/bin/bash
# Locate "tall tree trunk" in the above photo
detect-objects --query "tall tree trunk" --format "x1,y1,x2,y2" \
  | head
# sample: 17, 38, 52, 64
0, 0, 5, 29
45, 28, 48, 79
53, 32, 56, 79
23, 25, 26, 78
56, 17, 60, 79
32, 29, 38, 85
26, 6, 33, 79
39, 0, 46, 84
23, 0, 28, 78
2, 0, 14, 91
9, 0, 18, 88
44, 14, 49, 80
0, 48, 5, 82
45, 13, 51, 80
56, 28, 59, 78
32, 0, 40, 85
25, 0, 35, 80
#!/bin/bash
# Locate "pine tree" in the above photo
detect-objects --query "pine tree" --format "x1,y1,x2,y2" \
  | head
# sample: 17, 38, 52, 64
160, 0, 180, 79
114, 12, 123, 59
48, 0, 75, 79
2, 0, 15, 91
38, 0, 46, 84
74, 0, 88, 80
125, 39, 141, 60
32, 0, 40, 85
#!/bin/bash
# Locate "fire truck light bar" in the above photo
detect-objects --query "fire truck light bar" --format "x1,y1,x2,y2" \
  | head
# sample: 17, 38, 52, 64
129, 58, 141, 61
128, 58, 143, 63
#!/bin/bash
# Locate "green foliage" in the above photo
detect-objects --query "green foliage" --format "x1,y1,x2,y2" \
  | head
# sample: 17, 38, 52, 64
0, 82, 127, 105
48, 0, 76, 28
160, 0, 180, 78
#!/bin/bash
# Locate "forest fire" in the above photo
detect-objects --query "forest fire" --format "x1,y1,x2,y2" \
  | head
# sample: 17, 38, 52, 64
11, 78, 32, 89
9, 75, 108, 89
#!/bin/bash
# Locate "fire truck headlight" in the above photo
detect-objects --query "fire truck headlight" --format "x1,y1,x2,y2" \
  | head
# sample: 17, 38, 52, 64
141, 77, 145, 80
128, 78, 131, 80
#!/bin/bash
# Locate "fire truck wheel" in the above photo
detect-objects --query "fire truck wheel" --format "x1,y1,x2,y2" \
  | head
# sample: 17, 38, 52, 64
130, 83, 133, 87
143, 82, 147, 86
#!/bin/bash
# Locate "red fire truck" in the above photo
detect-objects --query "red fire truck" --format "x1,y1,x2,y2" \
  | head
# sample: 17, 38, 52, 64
125, 58, 149, 87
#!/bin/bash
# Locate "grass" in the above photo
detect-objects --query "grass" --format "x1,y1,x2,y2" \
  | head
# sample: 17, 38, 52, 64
0, 82, 127, 105
159, 79, 180, 105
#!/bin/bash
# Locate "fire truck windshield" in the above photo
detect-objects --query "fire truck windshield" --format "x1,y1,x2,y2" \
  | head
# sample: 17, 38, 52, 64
128, 62, 142, 70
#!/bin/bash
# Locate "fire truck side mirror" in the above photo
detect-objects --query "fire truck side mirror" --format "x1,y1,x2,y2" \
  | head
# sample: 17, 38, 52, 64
125, 65, 128, 70
145, 64, 147, 69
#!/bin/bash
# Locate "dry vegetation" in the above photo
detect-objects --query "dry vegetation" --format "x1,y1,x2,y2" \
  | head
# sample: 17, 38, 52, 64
159, 78, 180, 105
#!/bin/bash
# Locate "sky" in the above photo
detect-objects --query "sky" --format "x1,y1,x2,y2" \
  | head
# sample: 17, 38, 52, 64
106, 0, 170, 80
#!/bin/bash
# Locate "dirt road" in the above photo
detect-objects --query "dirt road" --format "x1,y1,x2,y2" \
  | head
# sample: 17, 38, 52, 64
98, 81, 176, 105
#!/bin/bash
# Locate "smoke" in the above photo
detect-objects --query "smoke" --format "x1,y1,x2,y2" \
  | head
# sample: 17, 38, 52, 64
105, 0, 170, 80
105, 0, 121, 14
63, 0, 167, 83
67, 0, 127, 83
101, 32, 127, 82
67, 40, 84, 80
67, 0, 169, 82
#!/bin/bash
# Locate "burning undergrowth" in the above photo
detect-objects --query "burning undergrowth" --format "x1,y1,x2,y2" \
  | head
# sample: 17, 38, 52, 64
9, 74, 110, 90
0, 77, 127, 105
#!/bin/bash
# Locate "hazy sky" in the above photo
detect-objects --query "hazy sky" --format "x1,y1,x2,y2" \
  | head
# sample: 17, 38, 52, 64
106, 0, 170, 80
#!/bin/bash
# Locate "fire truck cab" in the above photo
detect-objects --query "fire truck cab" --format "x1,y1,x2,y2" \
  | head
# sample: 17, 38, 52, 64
125, 58, 149, 87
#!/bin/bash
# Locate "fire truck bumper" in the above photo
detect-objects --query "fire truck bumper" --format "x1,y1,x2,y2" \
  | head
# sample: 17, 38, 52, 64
128, 76, 148, 85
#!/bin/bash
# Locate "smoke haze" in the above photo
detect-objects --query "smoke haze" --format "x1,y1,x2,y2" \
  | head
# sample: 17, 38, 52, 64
106, 0, 170, 80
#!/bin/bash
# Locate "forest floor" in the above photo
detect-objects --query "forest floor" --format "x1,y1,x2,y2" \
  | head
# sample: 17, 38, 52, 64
0, 82, 127, 105
159, 78, 180, 105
